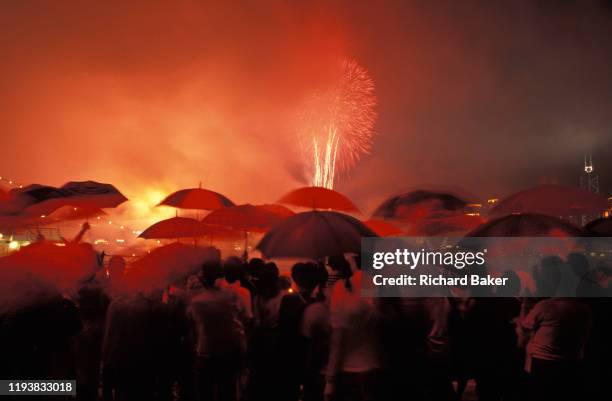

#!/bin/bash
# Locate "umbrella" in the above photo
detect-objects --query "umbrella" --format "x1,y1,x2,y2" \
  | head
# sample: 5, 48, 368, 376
372, 190, 467, 220
8, 184, 70, 214
139, 217, 212, 239
128, 243, 220, 291
20, 181, 127, 216
277, 186, 360, 213
406, 214, 484, 236
585, 217, 612, 236
202, 204, 289, 258
465, 213, 585, 237
201, 204, 286, 233
257, 203, 295, 218
44, 205, 107, 222
490, 184, 608, 218
158, 187, 234, 210
256, 210, 377, 259
61, 181, 127, 206
363, 219, 404, 236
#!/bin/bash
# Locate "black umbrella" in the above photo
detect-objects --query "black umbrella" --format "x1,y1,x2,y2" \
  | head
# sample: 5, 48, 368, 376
372, 190, 467, 220
256, 210, 377, 259
465, 213, 585, 237
584, 217, 612, 236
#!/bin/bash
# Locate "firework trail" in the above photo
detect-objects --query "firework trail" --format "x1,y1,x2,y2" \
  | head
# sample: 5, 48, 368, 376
298, 58, 378, 189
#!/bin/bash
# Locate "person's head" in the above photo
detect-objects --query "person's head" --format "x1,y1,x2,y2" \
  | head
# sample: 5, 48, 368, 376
255, 262, 279, 298
498, 270, 521, 297
200, 260, 223, 288
328, 254, 353, 290
223, 256, 245, 284
567, 252, 589, 278
291, 262, 319, 294
108, 256, 126, 278
328, 254, 351, 276
247, 258, 266, 279
535, 256, 563, 296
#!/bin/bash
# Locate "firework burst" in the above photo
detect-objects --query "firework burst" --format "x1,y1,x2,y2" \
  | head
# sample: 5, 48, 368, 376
298, 58, 378, 189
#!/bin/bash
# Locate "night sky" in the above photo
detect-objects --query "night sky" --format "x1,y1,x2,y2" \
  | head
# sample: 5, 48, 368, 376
1, 1, 611, 221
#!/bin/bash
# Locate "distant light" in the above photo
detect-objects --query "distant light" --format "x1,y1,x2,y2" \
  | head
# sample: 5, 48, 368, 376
55, 242, 66, 247
40, 214, 46, 218
288, 288, 294, 293
116, 239, 125, 243
8, 241, 19, 250
120, 225, 125, 229
0, 233, 3, 239
108, 221, 112, 224
156, 240, 161, 244
97, 216, 101, 220
18, 185, 23, 188
8, 180, 12, 184
73, 207, 77, 211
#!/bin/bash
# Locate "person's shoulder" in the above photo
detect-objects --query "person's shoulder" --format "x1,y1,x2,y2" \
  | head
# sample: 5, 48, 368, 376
305, 300, 328, 316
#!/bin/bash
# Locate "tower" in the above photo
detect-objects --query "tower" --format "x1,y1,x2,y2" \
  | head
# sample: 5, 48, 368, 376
580, 154, 600, 194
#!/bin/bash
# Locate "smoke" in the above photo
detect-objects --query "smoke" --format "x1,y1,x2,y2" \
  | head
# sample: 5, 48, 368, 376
1, 1, 611, 223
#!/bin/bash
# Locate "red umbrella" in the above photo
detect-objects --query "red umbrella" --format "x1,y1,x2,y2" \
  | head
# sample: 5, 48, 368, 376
44, 205, 107, 222
363, 219, 404, 236
139, 217, 212, 239
465, 213, 585, 237
201, 204, 286, 233
202, 204, 289, 257
277, 186, 360, 213
256, 210, 377, 259
257, 203, 295, 218
406, 214, 484, 236
158, 187, 234, 211
490, 184, 608, 218
128, 243, 221, 291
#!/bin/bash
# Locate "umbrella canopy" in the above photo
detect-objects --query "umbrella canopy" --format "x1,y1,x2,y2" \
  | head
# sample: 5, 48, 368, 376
490, 184, 608, 218
18, 181, 127, 217
139, 217, 211, 239
44, 205, 107, 222
465, 213, 585, 237
277, 186, 360, 213
406, 214, 484, 236
257, 203, 295, 218
585, 217, 612, 236
128, 243, 220, 291
363, 219, 404, 236
201, 204, 286, 233
256, 210, 377, 259
61, 181, 127, 206
372, 190, 467, 220
158, 187, 234, 210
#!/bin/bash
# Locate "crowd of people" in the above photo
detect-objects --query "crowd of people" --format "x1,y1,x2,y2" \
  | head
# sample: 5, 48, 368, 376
1, 241, 611, 401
